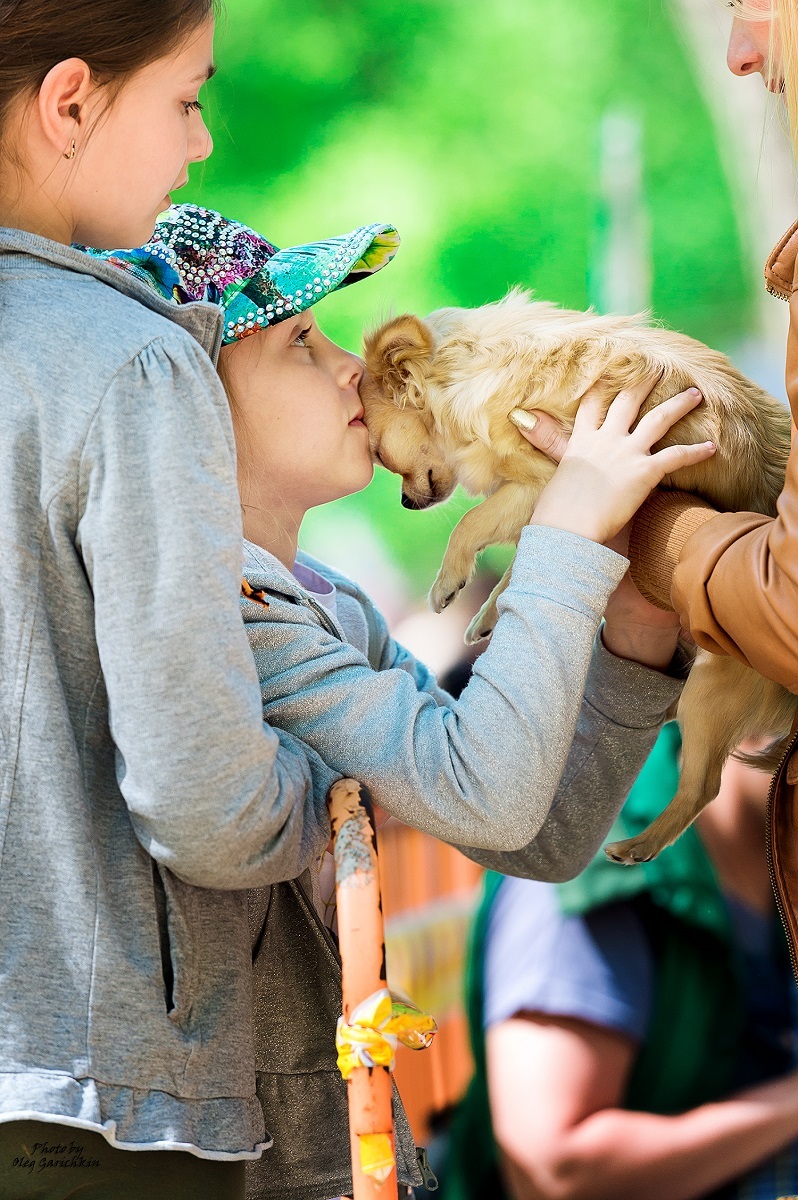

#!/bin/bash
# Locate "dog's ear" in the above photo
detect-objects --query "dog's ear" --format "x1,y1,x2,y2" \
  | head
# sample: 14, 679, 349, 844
363, 315, 434, 408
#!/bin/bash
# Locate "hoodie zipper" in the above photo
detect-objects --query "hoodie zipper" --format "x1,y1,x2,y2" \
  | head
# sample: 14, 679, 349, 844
765, 728, 798, 985
245, 579, 345, 642
416, 1146, 439, 1190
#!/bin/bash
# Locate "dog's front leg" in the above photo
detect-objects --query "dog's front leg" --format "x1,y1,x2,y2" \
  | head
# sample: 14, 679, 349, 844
429, 482, 538, 613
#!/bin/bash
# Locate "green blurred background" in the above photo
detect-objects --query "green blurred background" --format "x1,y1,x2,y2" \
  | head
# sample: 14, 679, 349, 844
186, 0, 754, 602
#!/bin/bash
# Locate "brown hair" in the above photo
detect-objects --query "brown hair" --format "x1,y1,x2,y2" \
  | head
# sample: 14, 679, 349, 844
0, 0, 220, 154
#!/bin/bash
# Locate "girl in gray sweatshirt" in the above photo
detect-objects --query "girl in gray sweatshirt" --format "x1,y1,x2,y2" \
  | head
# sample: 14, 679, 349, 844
89, 204, 709, 1199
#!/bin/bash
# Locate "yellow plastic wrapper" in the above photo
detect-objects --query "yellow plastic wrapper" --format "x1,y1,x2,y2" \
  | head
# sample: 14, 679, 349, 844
358, 1132, 395, 1184
335, 987, 438, 1080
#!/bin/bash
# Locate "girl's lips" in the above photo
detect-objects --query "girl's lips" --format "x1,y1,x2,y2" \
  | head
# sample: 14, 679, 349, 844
349, 418, 367, 429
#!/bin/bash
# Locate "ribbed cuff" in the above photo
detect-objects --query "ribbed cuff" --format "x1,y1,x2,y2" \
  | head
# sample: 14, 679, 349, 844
628, 491, 718, 610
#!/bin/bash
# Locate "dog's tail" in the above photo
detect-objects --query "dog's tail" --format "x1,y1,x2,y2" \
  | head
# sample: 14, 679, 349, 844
732, 735, 792, 774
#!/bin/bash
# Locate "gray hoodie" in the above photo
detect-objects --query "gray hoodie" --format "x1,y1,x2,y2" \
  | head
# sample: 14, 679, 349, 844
241, 541, 686, 877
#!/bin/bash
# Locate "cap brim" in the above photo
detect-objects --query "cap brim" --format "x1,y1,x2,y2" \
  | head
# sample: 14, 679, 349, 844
221, 224, 400, 340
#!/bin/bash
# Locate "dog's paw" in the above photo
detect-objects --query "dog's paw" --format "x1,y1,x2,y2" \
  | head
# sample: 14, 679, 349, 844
604, 836, 661, 865
429, 573, 466, 613
464, 600, 499, 645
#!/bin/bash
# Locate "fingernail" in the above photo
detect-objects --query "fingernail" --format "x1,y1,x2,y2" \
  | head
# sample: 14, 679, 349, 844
688, 388, 701, 398
511, 408, 538, 431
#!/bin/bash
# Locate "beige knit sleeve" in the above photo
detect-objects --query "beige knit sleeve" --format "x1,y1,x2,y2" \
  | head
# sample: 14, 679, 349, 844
628, 491, 718, 609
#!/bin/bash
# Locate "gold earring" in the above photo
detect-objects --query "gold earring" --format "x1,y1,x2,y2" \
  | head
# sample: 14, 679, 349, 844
63, 139, 76, 161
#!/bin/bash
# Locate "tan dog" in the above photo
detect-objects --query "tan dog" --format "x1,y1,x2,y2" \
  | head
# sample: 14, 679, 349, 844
361, 290, 795, 864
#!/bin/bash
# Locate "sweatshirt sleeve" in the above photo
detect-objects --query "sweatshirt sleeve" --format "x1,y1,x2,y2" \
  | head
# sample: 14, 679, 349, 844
246, 524, 629, 851
353, 583, 686, 879
77, 334, 329, 889
628, 461, 798, 691
455, 632, 687, 879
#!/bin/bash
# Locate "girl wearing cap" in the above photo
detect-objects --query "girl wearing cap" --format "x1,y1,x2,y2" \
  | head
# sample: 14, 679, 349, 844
92, 204, 714, 1197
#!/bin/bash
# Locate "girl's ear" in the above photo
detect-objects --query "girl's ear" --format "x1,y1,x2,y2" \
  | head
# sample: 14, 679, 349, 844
363, 315, 435, 408
36, 57, 92, 157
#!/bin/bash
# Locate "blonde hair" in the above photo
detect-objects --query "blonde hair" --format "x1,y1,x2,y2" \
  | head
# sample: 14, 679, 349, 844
774, 0, 798, 155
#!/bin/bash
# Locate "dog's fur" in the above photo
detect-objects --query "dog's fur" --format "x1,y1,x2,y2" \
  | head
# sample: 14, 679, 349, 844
361, 290, 796, 864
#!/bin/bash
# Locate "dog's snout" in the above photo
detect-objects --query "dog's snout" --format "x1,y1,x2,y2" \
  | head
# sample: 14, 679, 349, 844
401, 492, 426, 511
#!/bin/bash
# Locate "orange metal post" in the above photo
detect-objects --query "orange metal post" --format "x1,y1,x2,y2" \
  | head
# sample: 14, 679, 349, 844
329, 778, 398, 1200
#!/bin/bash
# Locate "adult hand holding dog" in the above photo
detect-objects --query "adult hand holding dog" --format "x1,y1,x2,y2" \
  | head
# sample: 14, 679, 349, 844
514, 379, 714, 669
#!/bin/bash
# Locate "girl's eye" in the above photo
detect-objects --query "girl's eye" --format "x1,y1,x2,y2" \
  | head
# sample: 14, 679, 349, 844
293, 326, 312, 347
182, 100, 205, 114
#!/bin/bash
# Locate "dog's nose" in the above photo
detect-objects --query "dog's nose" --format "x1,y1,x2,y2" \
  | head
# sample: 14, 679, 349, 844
401, 493, 425, 511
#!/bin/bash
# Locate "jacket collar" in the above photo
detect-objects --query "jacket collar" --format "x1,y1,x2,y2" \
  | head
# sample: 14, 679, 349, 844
242, 539, 347, 640
0, 225, 224, 363
765, 219, 798, 300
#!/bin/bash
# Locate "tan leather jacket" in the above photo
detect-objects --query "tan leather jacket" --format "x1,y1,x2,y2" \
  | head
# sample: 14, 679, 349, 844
629, 221, 798, 974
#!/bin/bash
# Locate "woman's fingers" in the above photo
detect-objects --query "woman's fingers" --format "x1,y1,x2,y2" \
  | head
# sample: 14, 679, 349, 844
511, 409, 569, 463
633, 387, 704, 447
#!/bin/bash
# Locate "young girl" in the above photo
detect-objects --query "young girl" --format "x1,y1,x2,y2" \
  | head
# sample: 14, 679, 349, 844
0, 6, 340, 1200
96, 203, 714, 1199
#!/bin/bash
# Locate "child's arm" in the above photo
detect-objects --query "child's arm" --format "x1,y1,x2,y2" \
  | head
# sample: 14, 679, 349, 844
452, 633, 685, 878
79, 334, 331, 889
348, 581, 684, 879
245, 524, 674, 862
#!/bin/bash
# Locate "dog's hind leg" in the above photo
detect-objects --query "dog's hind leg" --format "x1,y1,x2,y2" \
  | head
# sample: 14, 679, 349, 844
605, 655, 763, 864
429, 481, 537, 613
465, 565, 513, 644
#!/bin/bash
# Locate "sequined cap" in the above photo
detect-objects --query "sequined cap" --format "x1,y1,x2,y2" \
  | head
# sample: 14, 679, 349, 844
79, 204, 400, 345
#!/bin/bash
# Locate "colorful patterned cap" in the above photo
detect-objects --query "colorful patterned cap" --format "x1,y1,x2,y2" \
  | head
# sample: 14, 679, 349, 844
79, 203, 400, 345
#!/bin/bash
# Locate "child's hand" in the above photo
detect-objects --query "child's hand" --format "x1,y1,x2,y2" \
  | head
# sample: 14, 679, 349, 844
518, 378, 715, 546
512, 381, 708, 670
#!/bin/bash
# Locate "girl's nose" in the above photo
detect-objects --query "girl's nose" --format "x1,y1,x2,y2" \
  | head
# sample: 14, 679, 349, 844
343, 350, 364, 390
190, 115, 214, 164
727, 18, 766, 77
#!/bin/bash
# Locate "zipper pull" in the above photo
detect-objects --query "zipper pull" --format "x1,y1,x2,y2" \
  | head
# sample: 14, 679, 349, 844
416, 1146, 439, 1191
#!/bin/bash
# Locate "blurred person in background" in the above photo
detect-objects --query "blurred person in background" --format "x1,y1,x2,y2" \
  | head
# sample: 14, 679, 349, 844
442, 726, 798, 1200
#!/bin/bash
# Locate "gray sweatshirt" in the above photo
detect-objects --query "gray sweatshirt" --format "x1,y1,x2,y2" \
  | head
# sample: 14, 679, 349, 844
242, 541, 686, 878
242, 544, 686, 1200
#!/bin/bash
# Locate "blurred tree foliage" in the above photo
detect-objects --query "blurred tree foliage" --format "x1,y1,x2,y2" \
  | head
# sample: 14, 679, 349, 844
188, 0, 751, 596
